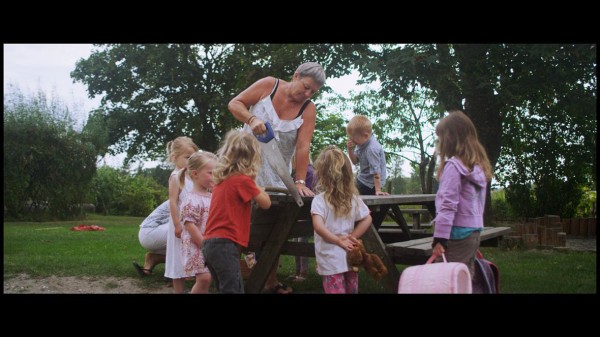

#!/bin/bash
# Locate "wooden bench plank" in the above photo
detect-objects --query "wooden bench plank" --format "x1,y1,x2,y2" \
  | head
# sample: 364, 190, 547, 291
386, 227, 512, 265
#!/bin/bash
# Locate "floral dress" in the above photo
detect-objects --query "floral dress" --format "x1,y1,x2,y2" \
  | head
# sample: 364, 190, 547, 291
179, 191, 211, 275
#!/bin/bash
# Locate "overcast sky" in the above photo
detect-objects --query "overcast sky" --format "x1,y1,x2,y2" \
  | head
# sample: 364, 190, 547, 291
3, 44, 362, 123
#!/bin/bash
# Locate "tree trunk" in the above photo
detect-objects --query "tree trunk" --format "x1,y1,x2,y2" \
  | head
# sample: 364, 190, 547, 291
454, 44, 502, 226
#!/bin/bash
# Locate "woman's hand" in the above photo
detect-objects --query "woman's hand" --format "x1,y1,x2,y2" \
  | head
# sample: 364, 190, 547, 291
296, 183, 315, 197
249, 116, 266, 135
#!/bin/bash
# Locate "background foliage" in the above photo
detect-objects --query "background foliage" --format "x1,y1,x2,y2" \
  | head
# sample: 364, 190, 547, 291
4, 44, 595, 220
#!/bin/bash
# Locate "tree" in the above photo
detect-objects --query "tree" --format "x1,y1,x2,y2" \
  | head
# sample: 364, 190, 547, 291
355, 44, 596, 222
3, 85, 97, 219
72, 44, 366, 164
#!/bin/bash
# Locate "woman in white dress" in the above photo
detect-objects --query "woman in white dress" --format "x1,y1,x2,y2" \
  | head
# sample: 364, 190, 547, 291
228, 62, 326, 293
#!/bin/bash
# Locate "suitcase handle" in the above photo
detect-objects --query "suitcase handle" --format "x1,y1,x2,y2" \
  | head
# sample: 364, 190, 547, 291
426, 253, 447, 264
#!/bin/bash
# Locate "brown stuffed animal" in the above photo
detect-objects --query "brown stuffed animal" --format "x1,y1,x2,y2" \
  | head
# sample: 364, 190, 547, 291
347, 239, 388, 281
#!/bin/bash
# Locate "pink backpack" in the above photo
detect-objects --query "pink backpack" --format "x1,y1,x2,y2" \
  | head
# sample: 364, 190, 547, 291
398, 254, 472, 294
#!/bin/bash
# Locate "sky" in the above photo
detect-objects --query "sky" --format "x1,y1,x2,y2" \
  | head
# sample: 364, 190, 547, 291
3, 44, 392, 169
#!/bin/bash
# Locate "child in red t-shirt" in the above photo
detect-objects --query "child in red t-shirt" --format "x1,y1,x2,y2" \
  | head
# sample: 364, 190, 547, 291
202, 130, 271, 293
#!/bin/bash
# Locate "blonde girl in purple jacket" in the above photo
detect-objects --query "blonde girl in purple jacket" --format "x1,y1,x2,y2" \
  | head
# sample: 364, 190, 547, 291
432, 110, 493, 279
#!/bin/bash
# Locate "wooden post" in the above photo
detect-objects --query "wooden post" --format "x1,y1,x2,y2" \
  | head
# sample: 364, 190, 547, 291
412, 212, 421, 230
390, 205, 412, 241
361, 224, 400, 293
537, 225, 546, 244
526, 223, 536, 234
547, 228, 562, 247
514, 223, 524, 236
245, 203, 301, 294
571, 218, 580, 236
557, 232, 567, 247
523, 234, 538, 249
504, 236, 524, 249
588, 218, 596, 237
561, 218, 571, 235
579, 218, 588, 238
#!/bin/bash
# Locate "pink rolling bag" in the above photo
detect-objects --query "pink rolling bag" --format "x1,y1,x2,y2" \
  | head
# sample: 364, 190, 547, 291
398, 254, 472, 294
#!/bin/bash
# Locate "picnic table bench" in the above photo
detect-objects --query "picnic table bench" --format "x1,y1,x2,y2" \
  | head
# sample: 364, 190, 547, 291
385, 226, 512, 265
245, 193, 436, 293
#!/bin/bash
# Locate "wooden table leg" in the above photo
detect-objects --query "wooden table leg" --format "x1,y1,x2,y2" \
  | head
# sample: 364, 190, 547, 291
361, 224, 401, 293
390, 204, 412, 240
245, 203, 301, 293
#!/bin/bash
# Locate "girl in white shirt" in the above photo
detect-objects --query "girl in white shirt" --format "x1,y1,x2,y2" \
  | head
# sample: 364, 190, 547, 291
311, 146, 372, 294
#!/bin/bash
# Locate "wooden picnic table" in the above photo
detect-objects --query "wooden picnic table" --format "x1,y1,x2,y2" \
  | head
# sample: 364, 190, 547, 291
244, 193, 436, 293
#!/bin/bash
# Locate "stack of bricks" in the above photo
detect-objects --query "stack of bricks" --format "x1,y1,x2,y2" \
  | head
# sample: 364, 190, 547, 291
508, 215, 596, 250
511, 215, 570, 249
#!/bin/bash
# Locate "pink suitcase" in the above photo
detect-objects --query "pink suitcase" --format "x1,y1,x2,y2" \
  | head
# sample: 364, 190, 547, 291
398, 254, 472, 294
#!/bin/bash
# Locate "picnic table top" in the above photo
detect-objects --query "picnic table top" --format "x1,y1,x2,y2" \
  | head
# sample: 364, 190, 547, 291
267, 193, 436, 206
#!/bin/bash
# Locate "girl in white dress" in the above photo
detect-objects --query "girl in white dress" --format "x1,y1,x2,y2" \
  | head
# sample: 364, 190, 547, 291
164, 136, 199, 293
178, 151, 217, 294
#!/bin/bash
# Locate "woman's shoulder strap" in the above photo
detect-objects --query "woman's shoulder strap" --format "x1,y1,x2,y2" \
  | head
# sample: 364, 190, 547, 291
296, 99, 312, 118
269, 78, 280, 100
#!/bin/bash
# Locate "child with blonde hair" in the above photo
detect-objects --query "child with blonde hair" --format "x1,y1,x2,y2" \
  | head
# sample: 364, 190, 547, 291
202, 130, 271, 293
178, 151, 217, 294
311, 146, 372, 294
432, 110, 492, 280
346, 115, 389, 229
165, 136, 199, 293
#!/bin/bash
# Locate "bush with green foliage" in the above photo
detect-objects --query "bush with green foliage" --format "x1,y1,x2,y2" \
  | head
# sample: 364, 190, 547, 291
3, 86, 97, 220
576, 188, 597, 218
91, 166, 167, 217
491, 189, 514, 220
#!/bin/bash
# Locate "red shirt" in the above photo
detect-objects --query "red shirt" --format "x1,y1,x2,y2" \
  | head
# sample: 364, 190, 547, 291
204, 174, 260, 248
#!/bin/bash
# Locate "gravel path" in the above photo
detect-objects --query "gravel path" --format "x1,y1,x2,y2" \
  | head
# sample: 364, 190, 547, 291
565, 237, 596, 252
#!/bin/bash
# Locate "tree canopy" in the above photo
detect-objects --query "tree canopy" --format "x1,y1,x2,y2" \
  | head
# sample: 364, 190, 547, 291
72, 44, 366, 163
73, 43, 597, 220
353, 44, 596, 220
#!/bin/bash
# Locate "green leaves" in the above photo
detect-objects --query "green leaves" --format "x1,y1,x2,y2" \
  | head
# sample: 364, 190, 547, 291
4, 86, 98, 219
72, 44, 364, 162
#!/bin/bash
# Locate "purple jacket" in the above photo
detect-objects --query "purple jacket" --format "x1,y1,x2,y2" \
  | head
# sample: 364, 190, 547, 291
434, 157, 487, 240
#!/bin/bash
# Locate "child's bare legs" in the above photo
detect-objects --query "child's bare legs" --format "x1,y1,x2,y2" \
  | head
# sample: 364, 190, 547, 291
190, 273, 212, 294
144, 252, 166, 272
172, 278, 186, 294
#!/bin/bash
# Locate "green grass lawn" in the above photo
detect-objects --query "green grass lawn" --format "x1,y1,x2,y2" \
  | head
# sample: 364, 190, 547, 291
4, 214, 596, 293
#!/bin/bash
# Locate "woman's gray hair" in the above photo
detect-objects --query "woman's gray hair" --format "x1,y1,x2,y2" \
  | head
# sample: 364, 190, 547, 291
295, 62, 326, 87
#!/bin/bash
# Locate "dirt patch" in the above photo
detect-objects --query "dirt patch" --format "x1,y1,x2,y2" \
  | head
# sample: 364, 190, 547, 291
3, 274, 173, 294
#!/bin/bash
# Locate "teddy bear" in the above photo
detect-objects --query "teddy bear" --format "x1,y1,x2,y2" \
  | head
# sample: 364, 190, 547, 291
347, 239, 388, 281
